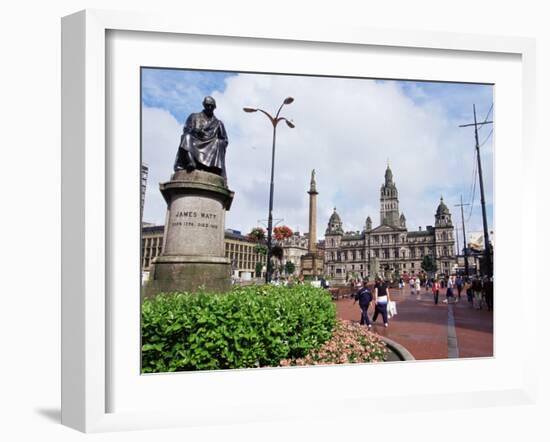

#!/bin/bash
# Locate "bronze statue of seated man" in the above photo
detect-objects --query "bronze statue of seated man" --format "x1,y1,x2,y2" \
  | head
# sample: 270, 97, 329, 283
174, 96, 228, 181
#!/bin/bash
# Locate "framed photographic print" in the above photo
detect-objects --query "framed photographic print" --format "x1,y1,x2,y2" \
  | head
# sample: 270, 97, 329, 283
61, 9, 537, 433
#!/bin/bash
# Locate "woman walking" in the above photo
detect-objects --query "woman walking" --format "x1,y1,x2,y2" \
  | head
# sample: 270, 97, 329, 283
373, 278, 391, 327
409, 277, 415, 296
465, 278, 473, 304
445, 277, 454, 302
432, 278, 440, 305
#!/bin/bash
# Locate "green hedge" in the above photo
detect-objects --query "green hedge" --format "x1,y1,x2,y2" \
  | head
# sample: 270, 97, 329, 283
141, 285, 336, 373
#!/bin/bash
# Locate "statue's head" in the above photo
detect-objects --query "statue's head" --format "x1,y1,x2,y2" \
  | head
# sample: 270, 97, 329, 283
202, 96, 217, 116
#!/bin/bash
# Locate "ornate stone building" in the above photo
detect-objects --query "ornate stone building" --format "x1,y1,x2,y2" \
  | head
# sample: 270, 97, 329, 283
279, 232, 309, 276
324, 165, 455, 281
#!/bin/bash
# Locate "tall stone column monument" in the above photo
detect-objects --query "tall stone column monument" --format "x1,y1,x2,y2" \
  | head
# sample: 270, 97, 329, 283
144, 96, 234, 297
307, 170, 319, 277
300, 170, 323, 278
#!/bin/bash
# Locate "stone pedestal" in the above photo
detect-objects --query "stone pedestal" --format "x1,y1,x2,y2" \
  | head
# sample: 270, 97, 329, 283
144, 170, 234, 297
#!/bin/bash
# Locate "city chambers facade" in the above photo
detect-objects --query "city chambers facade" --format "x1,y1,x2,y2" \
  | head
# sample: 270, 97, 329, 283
323, 165, 456, 281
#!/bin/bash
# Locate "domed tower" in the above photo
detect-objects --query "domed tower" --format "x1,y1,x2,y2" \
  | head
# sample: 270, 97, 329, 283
380, 163, 400, 226
324, 208, 344, 280
435, 196, 452, 227
365, 215, 372, 232
326, 207, 344, 235
433, 196, 455, 274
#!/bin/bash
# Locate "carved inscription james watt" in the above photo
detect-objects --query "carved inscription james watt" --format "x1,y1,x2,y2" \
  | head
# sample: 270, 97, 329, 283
171, 210, 219, 229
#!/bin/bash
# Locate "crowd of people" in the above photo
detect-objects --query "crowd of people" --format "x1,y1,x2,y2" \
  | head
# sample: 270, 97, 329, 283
270, 271, 493, 332
345, 272, 493, 330
402, 274, 493, 310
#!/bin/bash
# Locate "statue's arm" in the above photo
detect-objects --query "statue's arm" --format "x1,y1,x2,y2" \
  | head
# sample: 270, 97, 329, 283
183, 114, 199, 136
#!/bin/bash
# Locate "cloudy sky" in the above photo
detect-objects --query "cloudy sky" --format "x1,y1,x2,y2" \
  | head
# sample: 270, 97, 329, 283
141, 68, 494, 247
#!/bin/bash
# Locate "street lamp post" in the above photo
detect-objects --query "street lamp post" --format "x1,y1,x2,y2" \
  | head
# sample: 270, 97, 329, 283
243, 97, 295, 283
459, 104, 493, 277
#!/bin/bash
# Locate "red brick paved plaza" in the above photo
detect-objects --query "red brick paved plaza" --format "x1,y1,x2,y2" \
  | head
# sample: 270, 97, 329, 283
335, 286, 493, 360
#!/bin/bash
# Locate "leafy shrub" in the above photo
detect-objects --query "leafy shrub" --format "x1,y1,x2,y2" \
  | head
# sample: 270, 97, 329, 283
141, 285, 336, 373
280, 320, 388, 366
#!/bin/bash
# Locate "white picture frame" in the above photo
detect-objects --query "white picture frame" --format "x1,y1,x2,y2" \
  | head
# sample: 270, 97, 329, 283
61, 9, 537, 433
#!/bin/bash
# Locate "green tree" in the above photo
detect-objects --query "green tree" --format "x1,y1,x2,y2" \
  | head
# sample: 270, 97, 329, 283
255, 261, 263, 277
285, 260, 296, 275
254, 243, 267, 255
421, 255, 437, 275
392, 269, 401, 282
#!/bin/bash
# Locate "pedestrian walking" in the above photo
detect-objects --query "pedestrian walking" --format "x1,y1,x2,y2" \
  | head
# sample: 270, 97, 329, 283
373, 278, 391, 327
409, 277, 415, 295
354, 279, 373, 328
465, 278, 473, 304
446, 277, 454, 302
432, 278, 440, 304
415, 277, 421, 300
455, 275, 464, 299
472, 277, 483, 309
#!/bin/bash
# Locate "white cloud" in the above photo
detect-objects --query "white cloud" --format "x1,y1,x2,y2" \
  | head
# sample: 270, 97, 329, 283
142, 106, 182, 225
142, 73, 494, 240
